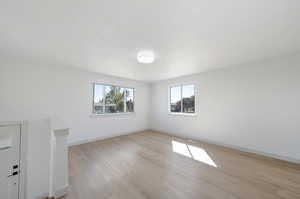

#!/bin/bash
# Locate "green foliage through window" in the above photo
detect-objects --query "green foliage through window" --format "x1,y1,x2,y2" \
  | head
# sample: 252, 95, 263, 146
93, 84, 134, 114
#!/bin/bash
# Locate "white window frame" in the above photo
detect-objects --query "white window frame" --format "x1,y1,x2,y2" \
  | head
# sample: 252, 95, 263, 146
92, 83, 135, 116
168, 83, 197, 116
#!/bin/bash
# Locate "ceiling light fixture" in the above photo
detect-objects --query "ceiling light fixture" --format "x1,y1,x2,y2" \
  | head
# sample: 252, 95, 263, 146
137, 50, 155, 64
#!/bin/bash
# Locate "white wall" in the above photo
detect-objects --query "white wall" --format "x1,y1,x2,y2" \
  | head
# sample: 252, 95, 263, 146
0, 63, 151, 144
0, 63, 151, 199
151, 53, 300, 162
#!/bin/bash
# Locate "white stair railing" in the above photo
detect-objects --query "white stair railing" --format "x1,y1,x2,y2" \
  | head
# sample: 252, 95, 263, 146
49, 118, 70, 198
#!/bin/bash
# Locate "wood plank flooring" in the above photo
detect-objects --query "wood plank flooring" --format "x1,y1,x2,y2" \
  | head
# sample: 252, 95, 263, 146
65, 131, 300, 199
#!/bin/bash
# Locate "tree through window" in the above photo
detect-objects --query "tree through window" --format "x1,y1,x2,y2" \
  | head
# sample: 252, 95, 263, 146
93, 83, 134, 114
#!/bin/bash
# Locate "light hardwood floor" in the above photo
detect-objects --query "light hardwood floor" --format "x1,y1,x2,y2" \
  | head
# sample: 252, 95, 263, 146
65, 131, 300, 199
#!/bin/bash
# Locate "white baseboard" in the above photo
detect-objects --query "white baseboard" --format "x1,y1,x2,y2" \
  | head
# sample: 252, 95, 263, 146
55, 185, 69, 198
151, 129, 300, 165
68, 128, 300, 164
68, 129, 151, 146
34, 193, 49, 199
34, 185, 69, 199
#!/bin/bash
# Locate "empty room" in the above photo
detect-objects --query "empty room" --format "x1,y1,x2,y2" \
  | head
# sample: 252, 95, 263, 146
1, 0, 300, 199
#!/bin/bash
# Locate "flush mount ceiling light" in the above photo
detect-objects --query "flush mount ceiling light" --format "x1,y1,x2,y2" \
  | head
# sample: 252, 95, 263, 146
137, 50, 155, 64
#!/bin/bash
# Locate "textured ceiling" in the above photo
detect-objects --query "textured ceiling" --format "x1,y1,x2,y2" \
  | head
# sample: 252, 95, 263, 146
1, 0, 300, 82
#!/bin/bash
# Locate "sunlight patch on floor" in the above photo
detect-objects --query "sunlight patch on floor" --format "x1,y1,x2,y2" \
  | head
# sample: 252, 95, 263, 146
172, 140, 217, 167
172, 140, 192, 158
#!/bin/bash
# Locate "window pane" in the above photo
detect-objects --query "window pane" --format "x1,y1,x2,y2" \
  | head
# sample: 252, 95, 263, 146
104, 86, 124, 113
104, 86, 115, 113
125, 88, 134, 112
115, 87, 125, 113
93, 84, 104, 114
182, 85, 195, 113
170, 86, 181, 112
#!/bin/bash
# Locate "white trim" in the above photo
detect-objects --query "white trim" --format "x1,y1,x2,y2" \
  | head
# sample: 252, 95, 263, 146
103, 84, 106, 113
90, 112, 136, 118
19, 121, 28, 199
180, 85, 183, 112
68, 129, 151, 146
151, 129, 300, 165
0, 121, 24, 127
54, 185, 69, 198
33, 193, 49, 199
49, 136, 55, 198
124, 90, 127, 113
33, 185, 68, 199
91, 81, 134, 89
53, 128, 70, 137
168, 113, 197, 117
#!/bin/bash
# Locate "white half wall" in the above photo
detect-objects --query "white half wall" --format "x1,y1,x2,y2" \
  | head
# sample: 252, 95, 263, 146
0, 63, 151, 145
150, 53, 300, 163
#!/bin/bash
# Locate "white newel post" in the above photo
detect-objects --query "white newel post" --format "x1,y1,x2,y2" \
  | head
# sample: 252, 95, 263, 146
49, 118, 70, 198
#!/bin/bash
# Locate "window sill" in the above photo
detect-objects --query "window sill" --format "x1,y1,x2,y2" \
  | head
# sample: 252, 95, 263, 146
168, 112, 197, 117
90, 112, 136, 118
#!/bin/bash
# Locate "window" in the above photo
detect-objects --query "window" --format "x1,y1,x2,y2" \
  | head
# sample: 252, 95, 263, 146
170, 86, 181, 112
93, 83, 134, 114
169, 84, 195, 114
